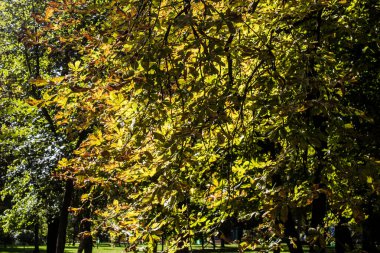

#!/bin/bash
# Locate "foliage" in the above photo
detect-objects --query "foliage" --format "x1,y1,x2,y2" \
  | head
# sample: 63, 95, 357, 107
0, 97, 64, 233
0, 0, 65, 242
1, 0, 379, 252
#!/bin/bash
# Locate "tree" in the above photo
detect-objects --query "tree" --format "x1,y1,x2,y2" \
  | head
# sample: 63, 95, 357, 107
6, 0, 380, 252
0, 1, 76, 253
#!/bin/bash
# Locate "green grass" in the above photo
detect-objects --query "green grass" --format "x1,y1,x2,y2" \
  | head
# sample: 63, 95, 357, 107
91, 244, 128, 253
0, 244, 336, 253
0, 244, 127, 253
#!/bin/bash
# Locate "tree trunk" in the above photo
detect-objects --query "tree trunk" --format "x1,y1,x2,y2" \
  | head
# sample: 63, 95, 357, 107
362, 213, 380, 253
77, 234, 93, 253
335, 219, 353, 253
47, 217, 60, 253
72, 217, 80, 246
33, 220, 40, 253
309, 175, 327, 253
77, 211, 93, 253
56, 179, 74, 253
153, 241, 158, 253
309, 115, 328, 253
311, 187, 327, 229
309, 138, 327, 253
284, 211, 304, 253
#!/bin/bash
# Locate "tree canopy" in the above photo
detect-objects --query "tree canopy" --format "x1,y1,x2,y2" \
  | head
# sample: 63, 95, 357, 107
1, 0, 379, 253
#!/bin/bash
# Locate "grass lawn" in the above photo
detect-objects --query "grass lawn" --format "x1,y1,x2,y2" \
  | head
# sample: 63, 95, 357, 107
0, 244, 127, 253
0, 243, 336, 253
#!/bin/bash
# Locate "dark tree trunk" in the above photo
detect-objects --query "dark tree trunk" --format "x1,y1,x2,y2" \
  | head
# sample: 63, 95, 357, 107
284, 211, 304, 253
47, 217, 60, 253
56, 179, 74, 253
335, 219, 353, 253
309, 174, 327, 253
72, 217, 80, 246
362, 212, 380, 253
309, 117, 328, 253
33, 220, 40, 253
77, 220, 92, 253
309, 141, 327, 253
311, 189, 327, 229
219, 219, 232, 248
77, 234, 93, 253
211, 236, 215, 250
77, 210, 93, 253
311, 190, 327, 228
153, 241, 158, 253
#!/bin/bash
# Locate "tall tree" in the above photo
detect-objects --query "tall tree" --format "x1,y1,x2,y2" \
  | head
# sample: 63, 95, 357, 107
13, 0, 380, 252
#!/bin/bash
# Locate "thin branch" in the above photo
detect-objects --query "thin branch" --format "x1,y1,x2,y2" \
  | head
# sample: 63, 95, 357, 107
163, 1, 190, 45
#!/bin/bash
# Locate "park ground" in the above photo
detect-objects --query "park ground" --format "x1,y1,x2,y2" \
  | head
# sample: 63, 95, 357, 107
0, 243, 337, 253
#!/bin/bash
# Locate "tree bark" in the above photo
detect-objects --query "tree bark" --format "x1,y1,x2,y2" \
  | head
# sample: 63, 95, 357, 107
309, 122, 327, 253
33, 220, 40, 253
311, 194, 327, 229
309, 164, 327, 253
77, 211, 93, 253
335, 219, 353, 253
72, 217, 80, 246
56, 179, 74, 253
47, 217, 60, 253
284, 211, 304, 253
153, 241, 158, 253
77, 234, 93, 253
362, 212, 380, 253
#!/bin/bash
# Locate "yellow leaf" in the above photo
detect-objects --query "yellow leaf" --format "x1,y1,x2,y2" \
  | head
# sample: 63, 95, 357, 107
45, 7, 54, 19
30, 78, 48, 87
56, 96, 68, 107
68, 61, 83, 71
58, 158, 69, 167
27, 97, 41, 106
81, 194, 89, 201
50, 76, 65, 83
344, 123, 353, 129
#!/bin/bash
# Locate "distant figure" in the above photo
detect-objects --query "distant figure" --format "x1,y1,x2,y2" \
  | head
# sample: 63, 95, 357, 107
96, 238, 100, 249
